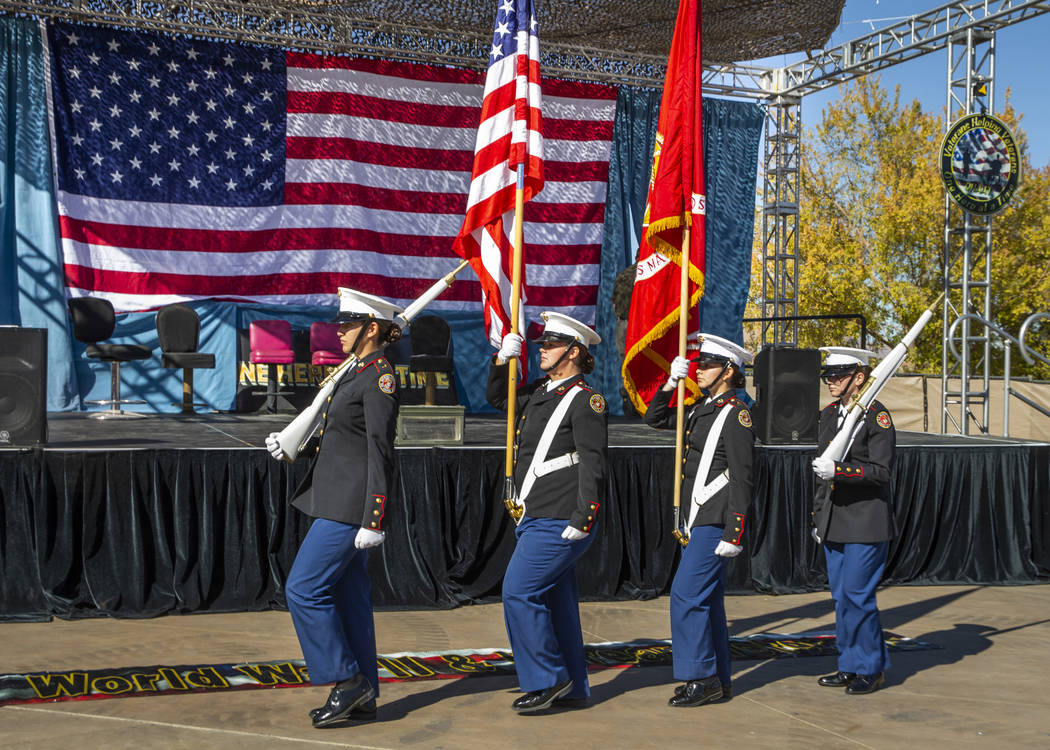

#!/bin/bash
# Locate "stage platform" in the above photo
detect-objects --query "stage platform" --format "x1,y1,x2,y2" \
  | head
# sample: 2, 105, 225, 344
35, 411, 1041, 450
1, 413, 1048, 621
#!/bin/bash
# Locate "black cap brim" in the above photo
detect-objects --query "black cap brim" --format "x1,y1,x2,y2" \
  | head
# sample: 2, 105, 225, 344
536, 332, 579, 346
691, 352, 732, 367
331, 312, 374, 324
821, 364, 859, 378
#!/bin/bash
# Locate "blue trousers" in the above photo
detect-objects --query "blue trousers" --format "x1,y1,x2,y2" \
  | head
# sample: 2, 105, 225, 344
670, 525, 731, 684
285, 518, 379, 694
824, 540, 890, 675
502, 516, 594, 698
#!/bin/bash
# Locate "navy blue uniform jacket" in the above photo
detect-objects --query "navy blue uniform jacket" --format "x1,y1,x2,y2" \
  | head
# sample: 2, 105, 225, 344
487, 359, 607, 533
291, 351, 399, 529
645, 389, 754, 545
812, 399, 896, 544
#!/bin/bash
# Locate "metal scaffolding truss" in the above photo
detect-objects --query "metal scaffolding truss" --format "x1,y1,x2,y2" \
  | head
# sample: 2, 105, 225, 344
941, 30, 996, 435
773, 0, 1050, 97
760, 96, 801, 345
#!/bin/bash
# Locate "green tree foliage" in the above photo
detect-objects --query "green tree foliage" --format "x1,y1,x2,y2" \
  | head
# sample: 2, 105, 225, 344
749, 76, 1050, 378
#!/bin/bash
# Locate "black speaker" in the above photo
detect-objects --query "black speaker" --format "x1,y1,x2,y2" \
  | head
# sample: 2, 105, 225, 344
752, 346, 819, 444
0, 327, 47, 447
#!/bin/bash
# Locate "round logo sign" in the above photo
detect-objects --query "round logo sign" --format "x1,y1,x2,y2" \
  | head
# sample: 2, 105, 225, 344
940, 113, 1020, 215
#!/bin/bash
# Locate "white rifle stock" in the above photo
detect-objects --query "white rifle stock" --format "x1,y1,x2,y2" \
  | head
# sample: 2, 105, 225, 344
819, 295, 941, 463
271, 260, 469, 461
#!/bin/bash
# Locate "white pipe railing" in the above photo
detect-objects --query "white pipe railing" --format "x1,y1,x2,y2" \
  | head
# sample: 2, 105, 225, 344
948, 312, 1050, 436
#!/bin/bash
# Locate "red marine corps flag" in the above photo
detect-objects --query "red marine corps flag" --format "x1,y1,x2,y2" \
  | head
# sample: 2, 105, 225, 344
452, 0, 544, 349
621, 0, 705, 415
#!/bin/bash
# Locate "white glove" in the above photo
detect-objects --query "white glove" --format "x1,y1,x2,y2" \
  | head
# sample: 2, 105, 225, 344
497, 332, 524, 362
265, 432, 286, 461
812, 456, 835, 481
354, 528, 386, 549
561, 525, 588, 541
811, 527, 822, 545
714, 540, 743, 558
666, 355, 690, 387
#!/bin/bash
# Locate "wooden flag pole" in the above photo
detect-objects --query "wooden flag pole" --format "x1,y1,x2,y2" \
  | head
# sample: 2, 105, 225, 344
504, 163, 526, 521
671, 225, 691, 547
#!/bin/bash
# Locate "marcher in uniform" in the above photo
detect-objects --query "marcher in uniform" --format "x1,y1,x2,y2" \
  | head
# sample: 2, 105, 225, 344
487, 312, 608, 713
643, 334, 754, 707
811, 347, 896, 695
264, 288, 402, 728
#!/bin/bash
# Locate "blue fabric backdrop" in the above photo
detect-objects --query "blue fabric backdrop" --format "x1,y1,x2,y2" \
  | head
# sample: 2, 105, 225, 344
1, 19, 763, 416
0, 16, 78, 409
595, 89, 763, 413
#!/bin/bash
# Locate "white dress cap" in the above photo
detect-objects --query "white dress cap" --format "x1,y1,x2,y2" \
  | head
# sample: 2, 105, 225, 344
538, 311, 601, 348
333, 287, 404, 323
697, 333, 754, 367
820, 346, 876, 368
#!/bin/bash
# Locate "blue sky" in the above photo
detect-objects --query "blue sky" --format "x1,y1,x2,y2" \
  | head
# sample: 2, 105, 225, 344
759, 0, 1050, 168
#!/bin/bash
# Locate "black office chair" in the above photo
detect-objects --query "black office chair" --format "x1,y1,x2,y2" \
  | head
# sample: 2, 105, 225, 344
157, 304, 216, 415
408, 315, 454, 405
68, 297, 151, 418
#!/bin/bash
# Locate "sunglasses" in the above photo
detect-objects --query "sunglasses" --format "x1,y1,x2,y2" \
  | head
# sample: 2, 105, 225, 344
821, 370, 856, 384
537, 335, 575, 350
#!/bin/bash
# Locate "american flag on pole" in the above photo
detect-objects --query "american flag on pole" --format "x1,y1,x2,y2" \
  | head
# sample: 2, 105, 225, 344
43, 20, 616, 316
452, 0, 543, 346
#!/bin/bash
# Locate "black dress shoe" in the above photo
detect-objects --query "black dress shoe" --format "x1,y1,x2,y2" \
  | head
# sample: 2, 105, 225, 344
309, 699, 377, 722
668, 676, 723, 707
845, 673, 885, 695
511, 680, 574, 713
818, 671, 857, 688
674, 681, 731, 701
312, 675, 376, 728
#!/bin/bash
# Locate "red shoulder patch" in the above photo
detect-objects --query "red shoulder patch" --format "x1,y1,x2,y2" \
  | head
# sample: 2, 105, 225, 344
876, 411, 892, 429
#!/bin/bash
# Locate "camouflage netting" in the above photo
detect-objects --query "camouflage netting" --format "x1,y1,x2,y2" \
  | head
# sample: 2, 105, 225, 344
2, 0, 845, 84
306, 0, 847, 64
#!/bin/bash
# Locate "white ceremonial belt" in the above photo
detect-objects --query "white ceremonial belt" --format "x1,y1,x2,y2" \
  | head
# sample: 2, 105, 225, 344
691, 469, 729, 507
513, 385, 584, 524
685, 404, 735, 531
533, 451, 580, 478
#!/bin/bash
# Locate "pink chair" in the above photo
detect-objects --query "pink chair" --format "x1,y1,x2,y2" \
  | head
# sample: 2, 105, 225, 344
310, 322, 345, 366
249, 320, 295, 413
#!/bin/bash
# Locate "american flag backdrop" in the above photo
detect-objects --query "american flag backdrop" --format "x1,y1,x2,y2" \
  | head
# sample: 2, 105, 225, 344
453, 0, 543, 346
44, 20, 617, 321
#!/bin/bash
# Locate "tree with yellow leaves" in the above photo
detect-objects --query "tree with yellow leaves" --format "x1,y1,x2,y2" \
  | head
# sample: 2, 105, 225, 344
750, 76, 1050, 378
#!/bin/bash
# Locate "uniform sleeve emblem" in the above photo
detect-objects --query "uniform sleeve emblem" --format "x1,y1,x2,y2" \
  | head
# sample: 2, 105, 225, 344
738, 409, 752, 428
589, 393, 606, 414
876, 411, 892, 429
378, 373, 396, 394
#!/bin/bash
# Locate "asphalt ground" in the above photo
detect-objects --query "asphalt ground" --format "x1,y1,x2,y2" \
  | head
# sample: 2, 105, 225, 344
3, 584, 1049, 749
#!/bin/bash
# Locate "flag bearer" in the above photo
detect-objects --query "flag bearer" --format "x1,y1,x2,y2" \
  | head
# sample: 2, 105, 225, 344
488, 312, 608, 713
811, 347, 896, 695
644, 334, 754, 707
265, 288, 402, 728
